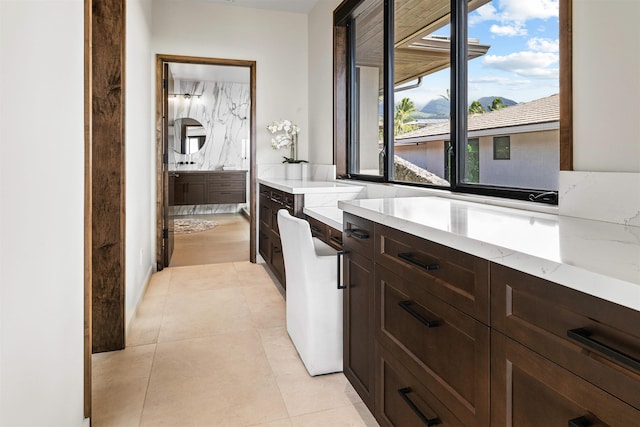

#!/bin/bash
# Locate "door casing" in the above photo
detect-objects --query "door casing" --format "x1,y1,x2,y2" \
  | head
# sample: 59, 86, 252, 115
155, 54, 257, 269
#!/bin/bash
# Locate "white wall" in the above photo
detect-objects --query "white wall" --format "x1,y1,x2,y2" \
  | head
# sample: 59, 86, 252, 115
152, 1, 309, 165
573, 0, 640, 172
126, 0, 155, 333
308, 0, 343, 165
0, 1, 86, 425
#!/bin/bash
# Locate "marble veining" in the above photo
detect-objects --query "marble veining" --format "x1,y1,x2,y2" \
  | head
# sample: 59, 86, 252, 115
339, 196, 640, 312
559, 171, 640, 226
170, 80, 250, 172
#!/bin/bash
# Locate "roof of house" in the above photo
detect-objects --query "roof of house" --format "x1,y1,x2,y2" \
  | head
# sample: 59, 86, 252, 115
397, 93, 559, 140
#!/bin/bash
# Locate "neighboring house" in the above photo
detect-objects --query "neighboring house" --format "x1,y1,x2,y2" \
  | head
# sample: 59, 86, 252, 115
395, 94, 560, 190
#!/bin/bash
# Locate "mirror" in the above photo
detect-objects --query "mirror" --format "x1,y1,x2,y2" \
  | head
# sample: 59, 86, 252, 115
174, 117, 206, 154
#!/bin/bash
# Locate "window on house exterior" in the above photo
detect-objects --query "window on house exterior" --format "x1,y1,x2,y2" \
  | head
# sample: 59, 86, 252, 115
334, 0, 570, 203
493, 136, 510, 160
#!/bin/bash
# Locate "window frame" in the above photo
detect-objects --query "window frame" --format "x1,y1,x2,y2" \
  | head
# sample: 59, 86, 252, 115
333, 0, 573, 204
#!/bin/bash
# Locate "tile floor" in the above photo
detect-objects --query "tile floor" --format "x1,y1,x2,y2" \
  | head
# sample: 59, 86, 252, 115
92, 261, 379, 426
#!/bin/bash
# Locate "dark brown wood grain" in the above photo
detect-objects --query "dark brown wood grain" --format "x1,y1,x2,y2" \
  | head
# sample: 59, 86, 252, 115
375, 264, 490, 427
84, 0, 93, 416
560, 0, 573, 171
91, 0, 126, 354
491, 263, 640, 410
491, 331, 640, 426
342, 213, 377, 411
334, 24, 348, 178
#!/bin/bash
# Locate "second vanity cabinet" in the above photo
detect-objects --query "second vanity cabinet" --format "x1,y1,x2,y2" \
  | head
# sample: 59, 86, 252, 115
343, 213, 640, 426
172, 171, 246, 206
258, 184, 303, 287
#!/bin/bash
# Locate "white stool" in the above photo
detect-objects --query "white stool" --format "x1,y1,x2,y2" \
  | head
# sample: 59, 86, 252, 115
277, 209, 343, 376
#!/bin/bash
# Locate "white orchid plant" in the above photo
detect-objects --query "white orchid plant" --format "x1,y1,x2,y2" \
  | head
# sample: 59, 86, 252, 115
267, 119, 307, 163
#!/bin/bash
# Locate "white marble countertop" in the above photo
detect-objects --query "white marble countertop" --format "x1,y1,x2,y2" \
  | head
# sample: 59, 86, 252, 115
258, 178, 364, 194
303, 206, 343, 231
339, 196, 640, 312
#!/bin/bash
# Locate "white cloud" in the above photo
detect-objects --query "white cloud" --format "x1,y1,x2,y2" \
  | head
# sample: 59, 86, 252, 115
490, 24, 527, 37
483, 51, 559, 78
469, 0, 559, 37
527, 37, 559, 53
469, 76, 531, 86
469, 3, 498, 26
498, 0, 559, 22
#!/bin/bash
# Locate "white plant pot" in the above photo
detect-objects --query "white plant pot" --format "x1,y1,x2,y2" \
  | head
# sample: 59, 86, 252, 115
285, 163, 303, 180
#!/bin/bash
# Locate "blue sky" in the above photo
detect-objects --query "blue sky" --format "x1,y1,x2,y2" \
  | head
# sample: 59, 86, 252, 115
398, 0, 560, 109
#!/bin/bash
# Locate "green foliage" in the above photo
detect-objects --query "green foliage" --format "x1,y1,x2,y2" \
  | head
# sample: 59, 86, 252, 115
469, 100, 485, 114
394, 97, 417, 136
488, 97, 506, 111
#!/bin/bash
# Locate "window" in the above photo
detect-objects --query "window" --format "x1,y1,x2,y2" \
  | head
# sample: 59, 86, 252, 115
334, 0, 572, 204
493, 136, 510, 160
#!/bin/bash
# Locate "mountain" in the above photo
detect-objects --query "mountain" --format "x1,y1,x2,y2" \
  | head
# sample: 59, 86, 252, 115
419, 95, 518, 117
419, 98, 450, 118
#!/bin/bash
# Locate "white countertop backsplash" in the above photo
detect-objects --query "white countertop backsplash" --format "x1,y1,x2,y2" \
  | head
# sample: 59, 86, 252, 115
339, 196, 640, 312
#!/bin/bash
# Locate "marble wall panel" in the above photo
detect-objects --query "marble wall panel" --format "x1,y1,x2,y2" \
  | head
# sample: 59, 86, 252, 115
169, 80, 250, 215
170, 80, 250, 172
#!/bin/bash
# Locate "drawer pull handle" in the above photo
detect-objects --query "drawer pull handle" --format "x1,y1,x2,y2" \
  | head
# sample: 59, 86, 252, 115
337, 251, 348, 289
273, 246, 282, 254
398, 252, 440, 271
310, 225, 323, 234
399, 301, 441, 328
397, 387, 441, 426
568, 416, 591, 427
345, 229, 369, 239
567, 328, 640, 372
330, 236, 343, 246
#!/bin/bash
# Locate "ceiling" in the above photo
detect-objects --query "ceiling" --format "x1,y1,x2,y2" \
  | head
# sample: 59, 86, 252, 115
169, 63, 250, 83
199, 0, 320, 14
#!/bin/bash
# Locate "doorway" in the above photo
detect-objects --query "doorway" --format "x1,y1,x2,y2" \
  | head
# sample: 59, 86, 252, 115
155, 55, 257, 269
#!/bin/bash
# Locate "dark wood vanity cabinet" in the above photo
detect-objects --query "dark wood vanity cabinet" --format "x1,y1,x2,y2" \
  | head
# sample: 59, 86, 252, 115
491, 264, 640, 425
342, 213, 376, 412
373, 225, 490, 427
342, 213, 640, 427
305, 215, 343, 250
173, 172, 206, 205
172, 171, 246, 206
258, 184, 303, 288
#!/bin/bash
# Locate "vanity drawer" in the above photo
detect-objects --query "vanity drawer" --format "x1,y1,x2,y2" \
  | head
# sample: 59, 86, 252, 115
491, 263, 640, 410
492, 331, 640, 426
376, 224, 489, 323
343, 213, 374, 259
207, 190, 245, 204
327, 225, 344, 250
305, 215, 327, 240
375, 265, 490, 427
206, 171, 245, 183
376, 346, 466, 427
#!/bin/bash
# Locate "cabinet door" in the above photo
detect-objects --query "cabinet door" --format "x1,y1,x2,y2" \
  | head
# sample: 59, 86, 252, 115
183, 182, 205, 205
376, 265, 490, 427
343, 250, 375, 411
491, 331, 640, 426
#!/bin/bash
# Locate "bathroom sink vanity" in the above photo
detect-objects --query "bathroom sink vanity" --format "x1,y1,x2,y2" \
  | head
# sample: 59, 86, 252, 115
170, 170, 247, 206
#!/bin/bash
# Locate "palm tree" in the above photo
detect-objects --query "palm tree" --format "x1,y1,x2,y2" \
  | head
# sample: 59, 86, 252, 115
487, 97, 506, 111
394, 97, 417, 135
469, 100, 485, 114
